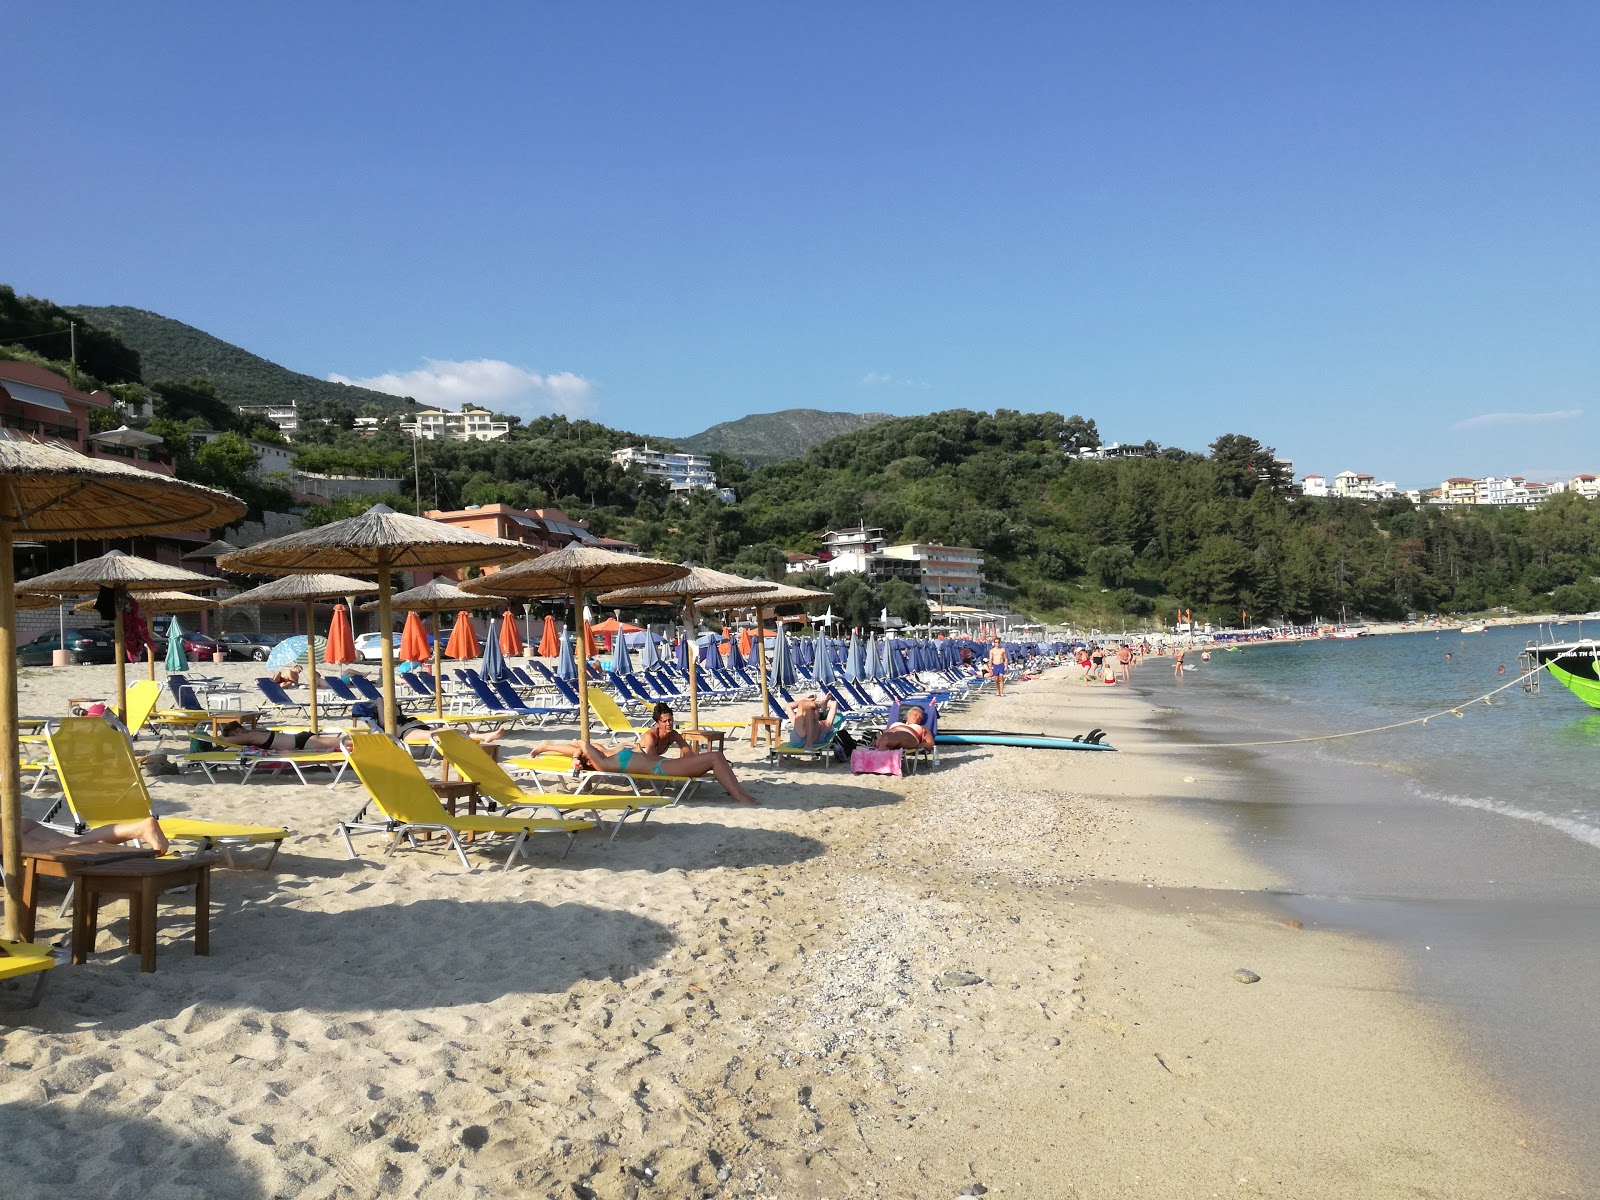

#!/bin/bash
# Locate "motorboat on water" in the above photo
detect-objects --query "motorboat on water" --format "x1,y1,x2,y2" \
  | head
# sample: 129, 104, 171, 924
1461, 621, 1488, 634
1520, 638, 1600, 709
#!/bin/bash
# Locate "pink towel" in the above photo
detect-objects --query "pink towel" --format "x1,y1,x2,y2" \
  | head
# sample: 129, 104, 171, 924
850, 747, 903, 777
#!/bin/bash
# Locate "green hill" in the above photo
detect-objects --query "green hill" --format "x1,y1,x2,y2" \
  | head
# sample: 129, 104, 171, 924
68, 305, 411, 414
671, 408, 892, 465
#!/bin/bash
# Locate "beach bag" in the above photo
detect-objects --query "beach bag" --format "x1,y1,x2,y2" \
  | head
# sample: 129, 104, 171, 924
850, 748, 903, 777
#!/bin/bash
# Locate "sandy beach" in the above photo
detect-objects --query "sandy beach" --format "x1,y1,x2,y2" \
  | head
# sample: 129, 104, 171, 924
0, 659, 1583, 1199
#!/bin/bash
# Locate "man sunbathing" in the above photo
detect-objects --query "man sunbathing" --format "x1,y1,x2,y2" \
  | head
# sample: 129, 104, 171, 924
873, 705, 934, 752
19, 815, 169, 855
785, 695, 840, 748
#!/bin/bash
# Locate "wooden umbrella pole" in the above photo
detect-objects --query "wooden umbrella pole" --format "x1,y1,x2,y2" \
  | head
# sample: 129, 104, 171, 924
432, 603, 445, 721
306, 599, 320, 734
114, 588, 127, 719
574, 586, 591, 744
0, 515, 22, 941
147, 643, 156, 682
755, 604, 771, 721
378, 560, 397, 737
684, 598, 700, 729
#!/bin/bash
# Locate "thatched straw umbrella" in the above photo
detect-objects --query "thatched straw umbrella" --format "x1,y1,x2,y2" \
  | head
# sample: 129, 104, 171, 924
71, 590, 222, 681
218, 505, 531, 735
219, 574, 378, 732
361, 578, 510, 721
182, 539, 240, 561
460, 546, 687, 741
18, 550, 228, 715
599, 566, 775, 732
696, 584, 832, 726
0, 430, 243, 941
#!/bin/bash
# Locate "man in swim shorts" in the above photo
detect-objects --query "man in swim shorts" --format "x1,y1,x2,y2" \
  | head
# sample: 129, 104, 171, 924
988, 638, 1010, 696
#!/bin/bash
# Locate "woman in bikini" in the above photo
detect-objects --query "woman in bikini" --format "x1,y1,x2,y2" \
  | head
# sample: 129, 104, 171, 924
873, 705, 934, 752
576, 736, 761, 804
215, 721, 349, 754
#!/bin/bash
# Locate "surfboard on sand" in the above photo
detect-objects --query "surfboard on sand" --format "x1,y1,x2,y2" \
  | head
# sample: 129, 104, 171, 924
933, 731, 1117, 752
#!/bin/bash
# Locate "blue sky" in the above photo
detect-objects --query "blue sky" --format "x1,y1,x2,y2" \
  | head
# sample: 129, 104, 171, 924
6, 3, 1595, 488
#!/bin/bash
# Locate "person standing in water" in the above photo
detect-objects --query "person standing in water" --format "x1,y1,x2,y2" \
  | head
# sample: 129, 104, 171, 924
988, 637, 1010, 696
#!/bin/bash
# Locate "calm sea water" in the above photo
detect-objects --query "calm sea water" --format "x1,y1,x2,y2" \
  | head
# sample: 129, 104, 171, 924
1199, 624, 1600, 852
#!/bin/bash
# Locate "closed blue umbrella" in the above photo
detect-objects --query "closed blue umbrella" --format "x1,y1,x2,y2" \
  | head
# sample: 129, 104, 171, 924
704, 638, 723, 671
813, 628, 835, 685
885, 637, 905, 679
556, 626, 576, 681
639, 629, 660, 671
164, 614, 189, 672
612, 624, 634, 675
675, 633, 689, 672
725, 635, 744, 671
864, 633, 881, 680
846, 630, 863, 681
481, 615, 507, 682
768, 623, 795, 689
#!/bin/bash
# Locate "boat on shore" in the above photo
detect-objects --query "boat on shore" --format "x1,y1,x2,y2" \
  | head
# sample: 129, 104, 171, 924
1521, 638, 1600, 708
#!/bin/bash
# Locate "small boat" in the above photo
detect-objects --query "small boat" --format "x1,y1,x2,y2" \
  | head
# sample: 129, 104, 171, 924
1521, 639, 1600, 709
1461, 621, 1487, 634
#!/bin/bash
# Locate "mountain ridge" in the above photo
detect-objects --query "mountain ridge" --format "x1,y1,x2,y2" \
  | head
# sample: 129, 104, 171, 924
669, 408, 892, 464
68, 305, 412, 415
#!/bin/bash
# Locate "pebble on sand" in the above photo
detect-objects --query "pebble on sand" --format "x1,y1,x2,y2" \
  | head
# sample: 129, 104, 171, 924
1045, 1036, 1062, 1047
1233, 968, 1262, 984
937, 969, 985, 988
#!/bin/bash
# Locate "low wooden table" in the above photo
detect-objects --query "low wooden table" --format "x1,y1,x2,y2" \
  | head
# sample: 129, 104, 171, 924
430, 780, 481, 840
73, 855, 219, 973
749, 716, 781, 748
682, 728, 727, 753
18, 845, 161, 942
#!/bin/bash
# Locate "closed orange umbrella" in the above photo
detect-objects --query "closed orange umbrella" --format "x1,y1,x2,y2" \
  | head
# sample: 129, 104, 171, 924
445, 611, 481, 660
582, 620, 598, 658
537, 614, 559, 657
400, 611, 430, 663
324, 603, 358, 665
499, 608, 523, 657
738, 627, 753, 657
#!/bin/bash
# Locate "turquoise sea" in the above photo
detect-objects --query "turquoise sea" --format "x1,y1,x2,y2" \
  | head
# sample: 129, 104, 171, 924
1199, 623, 1600, 851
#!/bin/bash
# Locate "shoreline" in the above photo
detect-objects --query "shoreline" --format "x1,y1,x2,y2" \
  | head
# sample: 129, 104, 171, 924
0, 660, 1585, 1197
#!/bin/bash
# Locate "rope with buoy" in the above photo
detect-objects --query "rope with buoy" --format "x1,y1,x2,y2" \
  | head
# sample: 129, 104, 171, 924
1172, 659, 1554, 750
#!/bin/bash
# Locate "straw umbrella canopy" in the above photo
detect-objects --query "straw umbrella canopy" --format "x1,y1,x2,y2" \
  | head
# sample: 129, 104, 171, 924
460, 545, 687, 741
361, 578, 509, 721
218, 505, 532, 735
598, 565, 773, 730
693, 583, 830, 726
182, 539, 240, 561
0, 430, 244, 942
18, 550, 227, 712
219, 573, 378, 732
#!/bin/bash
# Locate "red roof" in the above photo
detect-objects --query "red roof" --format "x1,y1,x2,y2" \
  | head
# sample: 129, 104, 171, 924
0, 360, 106, 407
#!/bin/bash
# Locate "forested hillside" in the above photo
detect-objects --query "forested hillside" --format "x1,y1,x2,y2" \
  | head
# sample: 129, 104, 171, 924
671, 408, 891, 464
69, 305, 410, 417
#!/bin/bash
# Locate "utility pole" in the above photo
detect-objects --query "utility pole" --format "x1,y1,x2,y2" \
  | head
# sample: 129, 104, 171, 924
412, 429, 423, 512
69, 321, 76, 369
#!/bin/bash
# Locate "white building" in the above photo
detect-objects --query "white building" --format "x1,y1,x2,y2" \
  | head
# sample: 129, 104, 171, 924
819, 526, 887, 575
610, 445, 718, 491
1300, 474, 1328, 497
1074, 442, 1151, 461
1567, 474, 1599, 499
237, 402, 300, 436
1330, 471, 1399, 501
873, 542, 985, 599
401, 406, 511, 442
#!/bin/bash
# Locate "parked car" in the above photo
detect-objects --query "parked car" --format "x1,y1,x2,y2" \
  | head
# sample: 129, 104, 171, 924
17, 628, 117, 666
356, 632, 403, 662
149, 616, 218, 659
218, 632, 285, 662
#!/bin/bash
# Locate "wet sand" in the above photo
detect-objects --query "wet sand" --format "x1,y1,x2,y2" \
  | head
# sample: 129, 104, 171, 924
0, 658, 1584, 1197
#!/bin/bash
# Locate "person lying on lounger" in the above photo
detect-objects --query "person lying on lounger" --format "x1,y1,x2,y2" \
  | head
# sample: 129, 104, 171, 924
873, 705, 934, 752
19, 815, 169, 855
784, 695, 841, 748
214, 722, 350, 754
576, 739, 761, 804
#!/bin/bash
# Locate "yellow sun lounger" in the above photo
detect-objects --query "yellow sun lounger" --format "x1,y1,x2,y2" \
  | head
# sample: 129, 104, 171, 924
43, 717, 293, 868
502, 750, 699, 804
0, 940, 55, 1009
434, 731, 678, 843
338, 733, 596, 871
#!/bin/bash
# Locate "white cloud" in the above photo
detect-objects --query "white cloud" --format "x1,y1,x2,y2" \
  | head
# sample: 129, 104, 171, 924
1451, 408, 1582, 431
329, 359, 597, 420
859, 370, 930, 390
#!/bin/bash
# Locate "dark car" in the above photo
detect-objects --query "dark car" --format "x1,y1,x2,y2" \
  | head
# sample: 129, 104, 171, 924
18, 627, 117, 666
218, 632, 285, 662
151, 618, 219, 660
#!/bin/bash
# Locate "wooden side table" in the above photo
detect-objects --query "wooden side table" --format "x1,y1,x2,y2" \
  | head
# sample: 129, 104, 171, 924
18, 845, 161, 942
749, 716, 781, 748
429, 780, 480, 839
682, 728, 727, 754
73, 856, 218, 973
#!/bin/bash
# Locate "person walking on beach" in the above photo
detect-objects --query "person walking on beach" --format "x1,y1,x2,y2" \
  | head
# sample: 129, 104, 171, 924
988, 638, 1010, 696
1117, 642, 1132, 682
1174, 649, 1185, 679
